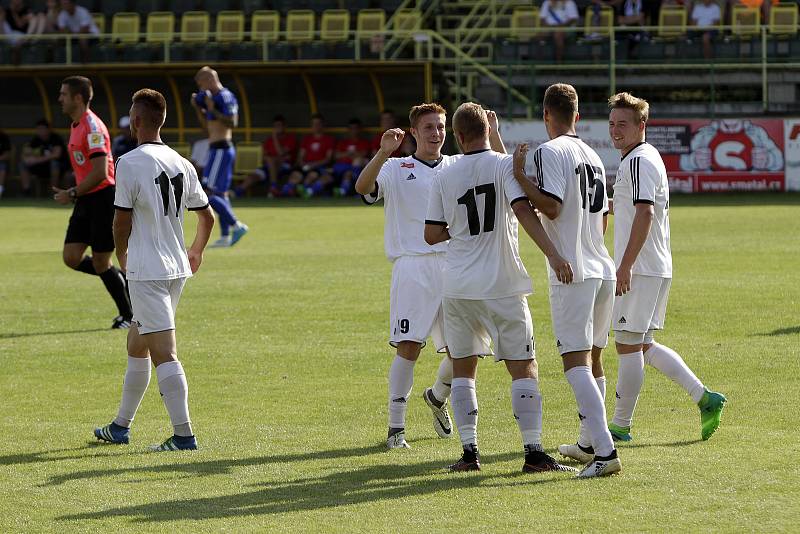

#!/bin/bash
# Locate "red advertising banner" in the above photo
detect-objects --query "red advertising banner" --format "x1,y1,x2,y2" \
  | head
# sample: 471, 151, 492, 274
648, 119, 785, 192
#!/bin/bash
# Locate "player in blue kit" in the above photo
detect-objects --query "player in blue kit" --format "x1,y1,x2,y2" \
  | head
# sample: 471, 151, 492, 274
191, 66, 248, 248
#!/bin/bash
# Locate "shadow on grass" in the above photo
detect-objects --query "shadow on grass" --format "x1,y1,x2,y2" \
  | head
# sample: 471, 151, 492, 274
620, 439, 703, 449
754, 325, 800, 337
0, 443, 138, 466
56, 451, 572, 522
0, 328, 108, 340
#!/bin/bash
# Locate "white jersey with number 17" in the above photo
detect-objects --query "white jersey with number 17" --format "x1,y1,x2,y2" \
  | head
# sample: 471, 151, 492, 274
426, 149, 532, 300
533, 134, 615, 286
114, 142, 209, 282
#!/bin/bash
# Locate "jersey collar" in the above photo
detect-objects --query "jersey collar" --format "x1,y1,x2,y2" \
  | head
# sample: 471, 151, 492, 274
621, 141, 647, 161
463, 148, 491, 156
558, 134, 580, 139
412, 154, 444, 168
138, 141, 166, 146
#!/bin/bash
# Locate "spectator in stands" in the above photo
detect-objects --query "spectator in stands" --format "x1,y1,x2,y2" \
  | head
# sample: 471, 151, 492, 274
56, 0, 98, 63
111, 116, 137, 160
0, 129, 10, 199
371, 109, 403, 157
617, 0, 646, 56
333, 118, 370, 196
284, 114, 335, 198
19, 118, 67, 197
539, 0, 579, 62
1, 0, 48, 64
691, 0, 722, 59
44, 0, 61, 33
190, 135, 209, 178
237, 114, 297, 198
738, 0, 778, 27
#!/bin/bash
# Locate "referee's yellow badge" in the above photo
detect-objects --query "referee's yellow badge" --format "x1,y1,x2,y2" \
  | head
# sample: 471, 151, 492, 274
87, 132, 104, 149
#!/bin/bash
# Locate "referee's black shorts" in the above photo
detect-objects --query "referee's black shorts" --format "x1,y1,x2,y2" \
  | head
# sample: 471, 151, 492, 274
64, 185, 116, 252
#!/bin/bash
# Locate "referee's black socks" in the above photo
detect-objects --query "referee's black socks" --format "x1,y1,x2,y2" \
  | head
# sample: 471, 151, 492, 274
74, 255, 97, 275
99, 266, 133, 320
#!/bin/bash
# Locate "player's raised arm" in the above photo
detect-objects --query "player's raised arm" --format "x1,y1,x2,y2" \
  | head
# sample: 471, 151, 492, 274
512, 143, 561, 220
354, 128, 404, 196
487, 110, 506, 154
190, 93, 208, 130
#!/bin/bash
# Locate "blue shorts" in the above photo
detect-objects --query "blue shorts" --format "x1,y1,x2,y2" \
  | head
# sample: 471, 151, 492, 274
332, 162, 362, 178
203, 141, 236, 195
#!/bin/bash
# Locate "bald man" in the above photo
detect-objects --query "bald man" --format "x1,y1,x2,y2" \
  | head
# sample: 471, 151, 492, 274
190, 66, 248, 247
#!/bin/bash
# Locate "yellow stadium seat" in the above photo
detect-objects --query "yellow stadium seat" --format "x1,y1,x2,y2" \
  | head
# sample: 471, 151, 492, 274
510, 7, 539, 41
217, 10, 245, 42
658, 6, 687, 39
91, 13, 105, 35
251, 10, 280, 42
584, 6, 614, 38
393, 8, 420, 38
286, 10, 315, 43
111, 13, 140, 44
234, 143, 263, 175
769, 3, 798, 36
321, 9, 350, 42
357, 8, 385, 39
732, 5, 760, 38
181, 11, 211, 43
171, 142, 191, 159
146, 12, 175, 44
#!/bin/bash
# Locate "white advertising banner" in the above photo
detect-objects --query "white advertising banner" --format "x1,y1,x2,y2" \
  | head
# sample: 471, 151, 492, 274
783, 119, 800, 191
500, 120, 620, 176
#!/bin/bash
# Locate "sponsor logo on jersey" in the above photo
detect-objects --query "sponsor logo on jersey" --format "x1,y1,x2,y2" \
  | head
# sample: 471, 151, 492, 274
406, 173, 416, 181
73, 151, 85, 165
88, 132, 104, 149
400, 162, 415, 168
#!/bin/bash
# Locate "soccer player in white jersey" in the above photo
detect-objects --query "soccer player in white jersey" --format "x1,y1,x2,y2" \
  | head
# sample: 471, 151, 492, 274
512, 84, 621, 477
355, 103, 507, 449
607, 92, 726, 442
93, 89, 215, 451
425, 102, 577, 473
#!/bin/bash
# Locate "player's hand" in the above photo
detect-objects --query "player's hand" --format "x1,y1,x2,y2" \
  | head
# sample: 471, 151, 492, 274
616, 265, 632, 296
379, 128, 404, 157
513, 143, 534, 183
693, 148, 712, 170
190, 93, 199, 108
752, 146, 768, 169
548, 253, 573, 284
52, 186, 71, 205
204, 93, 215, 111
188, 247, 203, 274
487, 110, 499, 133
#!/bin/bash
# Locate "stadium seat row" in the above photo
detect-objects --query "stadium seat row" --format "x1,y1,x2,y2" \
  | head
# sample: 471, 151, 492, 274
511, 4, 800, 39
63, 0, 389, 17
95, 8, 421, 44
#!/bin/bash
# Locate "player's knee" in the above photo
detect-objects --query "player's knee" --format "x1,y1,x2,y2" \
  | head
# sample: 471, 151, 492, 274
62, 251, 82, 269
396, 341, 422, 361
92, 256, 112, 273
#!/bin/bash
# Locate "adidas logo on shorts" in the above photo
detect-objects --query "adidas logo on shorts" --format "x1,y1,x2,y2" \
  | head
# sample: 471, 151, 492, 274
619, 316, 627, 324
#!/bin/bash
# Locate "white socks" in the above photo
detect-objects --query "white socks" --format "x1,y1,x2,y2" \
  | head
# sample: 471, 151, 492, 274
114, 356, 151, 428
388, 355, 415, 429
645, 343, 705, 403
431, 355, 453, 403
510, 378, 543, 446
451, 377, 478, 447
578, 376, 606, 448
156, 360, 192, 437
612, 351, 645, 428
565, 366, 614, 457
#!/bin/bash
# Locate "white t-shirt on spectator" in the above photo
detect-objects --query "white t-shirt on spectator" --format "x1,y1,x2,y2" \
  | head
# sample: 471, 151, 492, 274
190, 138, 209, 168
692, 3, 721, 27
623, 0, 643, 17
57, 6, 99, 34
539, 0, 579, 26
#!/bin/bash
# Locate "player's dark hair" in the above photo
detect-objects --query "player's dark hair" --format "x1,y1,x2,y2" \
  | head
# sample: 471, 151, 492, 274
35, 118, 50, 128
543, 83, 579, 126
273, 114, 286, 123
132, 88, 167, 129
452, 102, 488, 144
608, 92, 650, 123
61, 76, 93, 105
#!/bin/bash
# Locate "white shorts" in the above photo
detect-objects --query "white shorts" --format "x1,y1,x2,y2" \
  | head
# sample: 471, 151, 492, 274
612, 275, 671, 335
389, 254, 446, 352
129, 278, 187, 335
549, 279, 614, 355
443, 295, 534, 362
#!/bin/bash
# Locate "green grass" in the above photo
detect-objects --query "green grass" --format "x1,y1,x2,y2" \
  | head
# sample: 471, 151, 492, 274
1, 194, 798, 532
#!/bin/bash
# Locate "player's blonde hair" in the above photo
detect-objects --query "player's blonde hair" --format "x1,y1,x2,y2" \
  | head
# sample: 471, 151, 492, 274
409, 102, 446, 128
608, 92, 649, 123
543, 83, 579, 125
452, 102, 488, 144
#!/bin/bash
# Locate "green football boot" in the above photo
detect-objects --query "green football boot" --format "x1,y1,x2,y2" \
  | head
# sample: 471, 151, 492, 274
698, 389, 727, 441
608, 423, 633, 442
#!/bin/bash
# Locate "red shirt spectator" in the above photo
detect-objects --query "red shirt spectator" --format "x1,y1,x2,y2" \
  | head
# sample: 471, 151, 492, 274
264, 132, 297, 162
337, 137, 370, 165
301, 134, 335, 164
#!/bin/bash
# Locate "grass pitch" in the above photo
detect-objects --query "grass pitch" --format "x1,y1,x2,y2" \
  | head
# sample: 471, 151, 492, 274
0, 194, 798, 532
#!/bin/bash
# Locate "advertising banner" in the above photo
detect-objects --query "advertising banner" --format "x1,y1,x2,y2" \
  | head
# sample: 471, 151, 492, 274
503, 118, 794, 193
